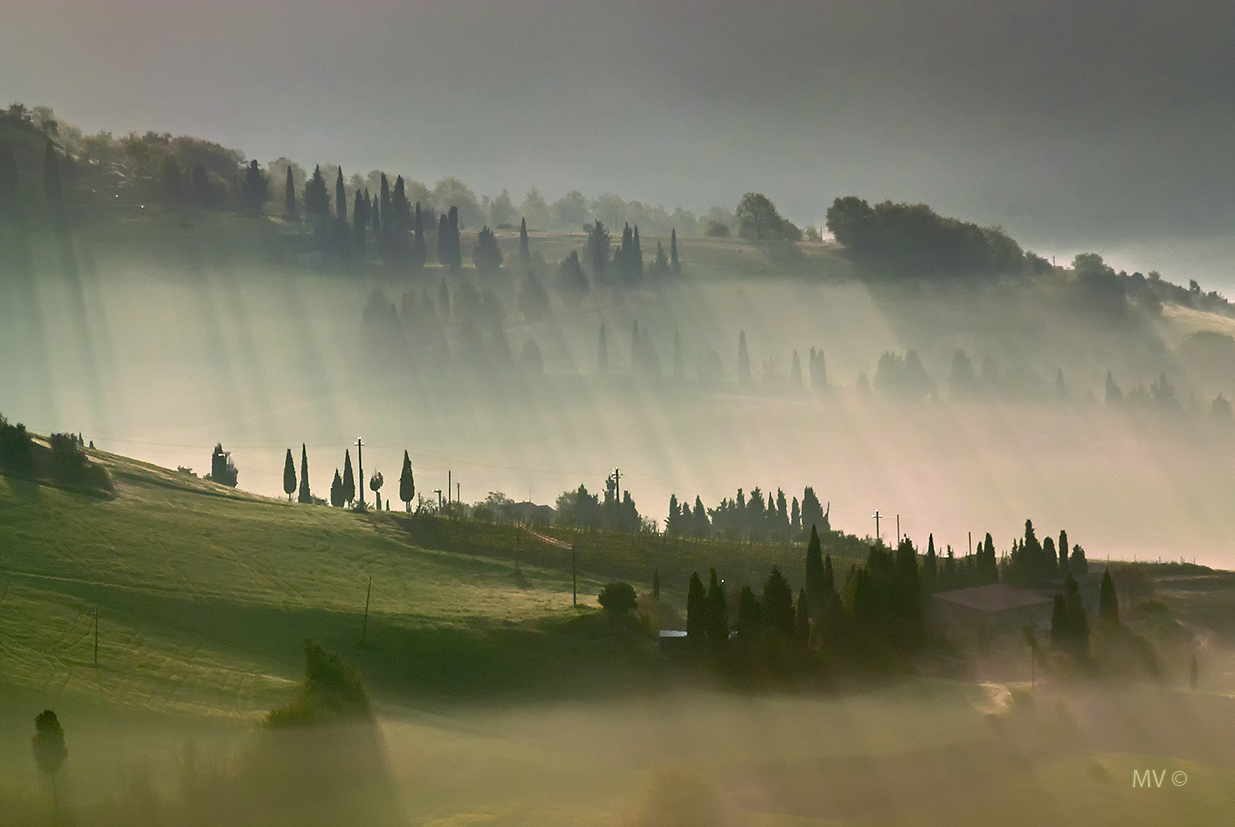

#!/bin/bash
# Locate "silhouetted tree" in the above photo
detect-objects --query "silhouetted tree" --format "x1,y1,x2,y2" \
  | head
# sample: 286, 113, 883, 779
737, 585, 761, 643
342, 450, 355, 506
705, 568, 729, 653
670, 228, 681, 274
209, 443, 238, 487
687, 572, 706, 646
330, 468, 344, 507
399, 450, 415, 511
304, 165, 330, 224
801, 487, 825, 533
283, 448, 297, 501
556, 250, 589, 303
1099, 569, 1119, 624
1070, 544, 1089, 575
412, 202, 427, 268
473, 226, 503, 274
298, 444, 311, 504
805, 525, 827, 617
369, 471, 384, 510
599, 582, 637, 619
353, 189, 369, 246
585, 220, 610, 282
31, 710, 67, 812
284, 166, 298, 220
795, 588, 810, 646
335, 168, 347, 222
240, 160, 268, 214
762, 567, 795, 638
737, 331, 751, 385
519, 217, 530, 261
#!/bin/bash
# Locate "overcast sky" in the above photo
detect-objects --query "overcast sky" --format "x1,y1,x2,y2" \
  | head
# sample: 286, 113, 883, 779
5, 0, 1235, 286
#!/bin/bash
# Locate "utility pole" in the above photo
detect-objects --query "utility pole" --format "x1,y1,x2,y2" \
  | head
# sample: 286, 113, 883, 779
968, 531, 972, 556
896, 514, 900, 545
448, 470, 452, 509
361, 576, 372, 646
356, 438, 365, 506
456, 482, 460, 505
872, 511, 881, 543
434, 489, 442, 510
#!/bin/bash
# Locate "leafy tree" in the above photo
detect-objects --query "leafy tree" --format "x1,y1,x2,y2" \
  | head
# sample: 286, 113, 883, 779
284, 166, 298, 220
283, 448, 297, 501
369, 470, 384, 510
761, 566, 795, 637
31, 710, 67, 810
686, 572, 706, 646
330, 468, 344, 507
736, 193, 790, 240
1099, 569, 1119, 624
473, 225, 503, 273
209, 443, 238, 487
399, 450, 415, 511
342, 449, 355, 506
267, 640, 371, 726
599, 582, 638, 619
240, 160, 268, 214
0, 415, 34, 475
703, 218, 730, 237
1070, 544, 1089, 575
298, 444, 311, 504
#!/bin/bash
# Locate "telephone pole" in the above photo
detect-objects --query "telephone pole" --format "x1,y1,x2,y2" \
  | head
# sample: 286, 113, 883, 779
356, 438, 365, 506
872, 511, 881, 543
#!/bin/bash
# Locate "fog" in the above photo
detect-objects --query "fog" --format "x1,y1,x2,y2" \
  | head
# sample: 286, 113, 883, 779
4, 227, 1235, 567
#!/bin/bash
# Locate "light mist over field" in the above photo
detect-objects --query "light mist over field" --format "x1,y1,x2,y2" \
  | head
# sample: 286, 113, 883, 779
5, 232, 1235, 568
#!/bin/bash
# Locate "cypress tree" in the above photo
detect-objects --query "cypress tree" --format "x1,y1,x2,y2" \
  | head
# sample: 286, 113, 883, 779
923, 534, 938, 592
1050, 593, 1068, 649
335, 168, 347, 222
304, 165, 330, 224
801, 487, 824, 533
399, 450, 415, 511
738, 331, 751, 385
598, 323, 609, 375
805, 525, 826, 618
342, 450, 355, 505
791, 497, 800, 534
692, 496, 709, 538
670, 228, 680, 274
795, 588, 810, 646
1099, 569, 1119, 623
1070, 544, 1088, 575
686, 571, 706, 646
705, 568, 728, 652
737, 585, 761, 641
519, 217, 530, 261
437, 213, 451, 266
1058, 530, 1069, 574
653, 241, 669, 277
330, 468, 344, 507
284, 166, 298, 220
353, 189, 368, 246
0, 141, 17, 224
240, 160, 268, 214
298, 444, 312, 504
448, 206, 462, 269
370, 191, 381, 237
632, 225, 644, 281
762, 566, 795, 637
412, 202, 426, 269
283, 448, 296, 501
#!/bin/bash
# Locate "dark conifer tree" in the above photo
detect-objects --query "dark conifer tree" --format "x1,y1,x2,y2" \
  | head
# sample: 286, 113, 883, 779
437, 213, 452, 266
335, 167, 347, 222
519, 217, 530, 261
473, 225, 503, 274
330, 468, 344, 507
762, 566, 795, 637
298, 444, 312, 504
738, 331, 751, 385
801, 487, 824, 533
670, 228, 681, 274
555, 250, 589, 301
342, 450, 356, 506
1070, 544, 1088, 575
923, 534, 938, 592
353, 189, 368, 246
653, 242, 669, 277
692, 496, 709, 538
283, 448, 297, 501
399, 450, 415, 511
586, 220, 610, 282
805, 525, 827, 618
370, 191, 382, 237
240, 160, 268, 214
0, 141, 17, 223
412, 202, 427, 269
705, 568, 728, 652
686, 571, 706, 646
632, 225, 644, 281
791, 497, 800, 535
1099, 569, 1119, 623
737, 585, 761, 641
795, 588, 811, 646
1058, 530, 1069, 574
304, 165, 330, 224
284, 166, 298, 220
598, 323, 609, 375
666, 494, 680, 535
379, 173, 391, 233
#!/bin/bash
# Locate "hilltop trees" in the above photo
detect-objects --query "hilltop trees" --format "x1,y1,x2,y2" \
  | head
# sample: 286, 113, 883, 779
304, 165, 330, 225
342, 450, 355, 506
330, 469, 344, 507
240, 160, 268, 214
298, 444, 312, 504
736, 193, 800, 241
283, 448, 296, 501
209, 443, 238, 487
399, 450, 415, 511
369, 471, 384, 510
473, 225, 503, 274
599, 582, 637, 621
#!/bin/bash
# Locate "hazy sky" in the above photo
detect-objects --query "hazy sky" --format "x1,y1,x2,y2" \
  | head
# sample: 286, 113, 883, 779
5, 0, 1235, 285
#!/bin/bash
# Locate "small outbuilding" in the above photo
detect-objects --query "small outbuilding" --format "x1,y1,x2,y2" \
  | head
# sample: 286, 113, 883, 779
658, 630, 689, 654
932, 583, 1054, 651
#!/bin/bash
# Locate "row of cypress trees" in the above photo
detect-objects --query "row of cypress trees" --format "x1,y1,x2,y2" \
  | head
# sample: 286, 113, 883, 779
279, 446, 418, 511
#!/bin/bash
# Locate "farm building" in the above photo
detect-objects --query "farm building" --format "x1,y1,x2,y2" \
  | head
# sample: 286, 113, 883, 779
932, 583, 1054, 651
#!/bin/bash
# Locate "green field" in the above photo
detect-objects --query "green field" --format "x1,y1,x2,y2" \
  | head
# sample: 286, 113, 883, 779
5, 447, 1235, 826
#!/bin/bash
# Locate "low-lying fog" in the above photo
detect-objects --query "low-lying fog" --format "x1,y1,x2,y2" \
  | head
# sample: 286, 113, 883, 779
4, 231, 1234, 567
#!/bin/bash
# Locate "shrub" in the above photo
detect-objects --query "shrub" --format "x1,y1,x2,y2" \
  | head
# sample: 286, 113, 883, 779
0, 415, 34, 475
598, 582, 638, 619
48, 432, 113, 493
267, 640, 370, 727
